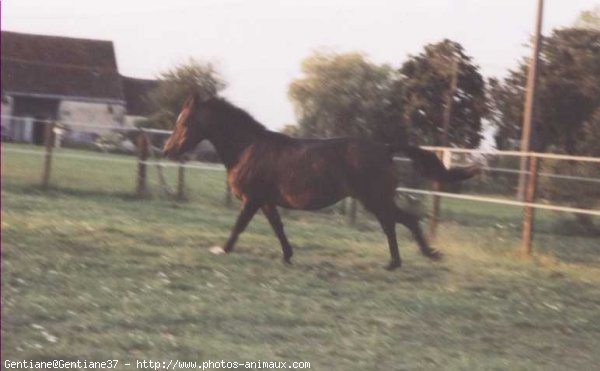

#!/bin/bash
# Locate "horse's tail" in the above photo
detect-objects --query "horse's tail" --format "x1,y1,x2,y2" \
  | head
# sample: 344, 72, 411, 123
390, 141, 480, 182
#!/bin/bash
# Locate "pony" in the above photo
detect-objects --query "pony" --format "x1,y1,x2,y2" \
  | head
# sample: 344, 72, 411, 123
163, 93, 479, 270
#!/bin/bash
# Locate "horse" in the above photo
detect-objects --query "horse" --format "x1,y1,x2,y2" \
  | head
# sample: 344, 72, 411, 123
163, 92, 480, 270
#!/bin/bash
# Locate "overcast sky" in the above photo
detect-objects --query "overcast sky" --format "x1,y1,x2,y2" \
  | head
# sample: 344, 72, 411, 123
3, 0, 599, 130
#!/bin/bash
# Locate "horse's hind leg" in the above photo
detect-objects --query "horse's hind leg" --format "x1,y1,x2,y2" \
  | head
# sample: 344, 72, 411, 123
262, 204, 293, 264
395, 207, 442, 260
223, 200, 261, 253
363, 201, 402, 270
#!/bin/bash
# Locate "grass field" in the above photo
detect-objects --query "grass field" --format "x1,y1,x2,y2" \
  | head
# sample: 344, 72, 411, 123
2, 143, 600, 370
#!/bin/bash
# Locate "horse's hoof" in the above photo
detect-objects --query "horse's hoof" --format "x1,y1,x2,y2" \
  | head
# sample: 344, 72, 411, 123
425, 249, 443, 261
283, 258, 293, 266
209, 246, 226, 255
384, 261, 402, 271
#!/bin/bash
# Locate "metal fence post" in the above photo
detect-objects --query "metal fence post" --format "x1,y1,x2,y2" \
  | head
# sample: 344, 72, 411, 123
136, 131, 149, 197
522, 156, 539, 255
41, 122, 55, 189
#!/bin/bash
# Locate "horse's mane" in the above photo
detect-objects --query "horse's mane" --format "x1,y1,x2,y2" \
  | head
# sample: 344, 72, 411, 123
205, 97, 267, 132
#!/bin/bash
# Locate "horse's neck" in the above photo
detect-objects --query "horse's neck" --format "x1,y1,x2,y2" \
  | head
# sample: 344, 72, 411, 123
208, 123, 263, 169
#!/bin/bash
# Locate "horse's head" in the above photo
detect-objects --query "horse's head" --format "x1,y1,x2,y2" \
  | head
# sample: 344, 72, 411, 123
163, 92, 212, 160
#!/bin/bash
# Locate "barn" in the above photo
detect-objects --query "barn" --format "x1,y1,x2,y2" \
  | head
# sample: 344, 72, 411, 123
1, 31, 156, 145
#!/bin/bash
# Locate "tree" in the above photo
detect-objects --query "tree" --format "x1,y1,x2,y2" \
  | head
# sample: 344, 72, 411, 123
288, 51, 398, 140
490, 27, 600, 227
391, 39, 487, 147
489, 28, 600, 154
487, 67, 527, 150
139, 59, 227, 130
575, 5, 600, 32
280, 123, 301, 137
540, 110, 600, 230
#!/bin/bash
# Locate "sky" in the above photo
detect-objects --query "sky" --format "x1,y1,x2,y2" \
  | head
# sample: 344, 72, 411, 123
3, 0, 599, 130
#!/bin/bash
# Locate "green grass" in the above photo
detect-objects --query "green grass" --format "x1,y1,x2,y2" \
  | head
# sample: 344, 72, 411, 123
2, 143, 600, 370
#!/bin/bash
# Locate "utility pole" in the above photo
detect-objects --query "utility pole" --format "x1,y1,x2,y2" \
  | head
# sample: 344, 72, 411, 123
430, 54, 459, 239
517, 0, 544, 200
441, 56, 459, 146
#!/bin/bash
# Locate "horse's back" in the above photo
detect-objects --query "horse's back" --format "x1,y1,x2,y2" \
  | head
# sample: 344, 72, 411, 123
242, 134, 397, 209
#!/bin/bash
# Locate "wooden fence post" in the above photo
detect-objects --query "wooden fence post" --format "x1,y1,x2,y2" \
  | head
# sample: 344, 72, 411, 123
522, 156, 539, 255
429, 149, 447, 240
41, 122, 55, 189
136, 131, 149, 197
177, 162, 185, 200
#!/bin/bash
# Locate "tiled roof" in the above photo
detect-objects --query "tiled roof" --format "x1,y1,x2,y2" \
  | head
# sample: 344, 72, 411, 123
1, 31, 124, 101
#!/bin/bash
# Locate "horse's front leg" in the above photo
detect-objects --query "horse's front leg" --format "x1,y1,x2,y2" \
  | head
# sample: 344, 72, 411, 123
262, 204, 293, 264
223, 200, 261, 253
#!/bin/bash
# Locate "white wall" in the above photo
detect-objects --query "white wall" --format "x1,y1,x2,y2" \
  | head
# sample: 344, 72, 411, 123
58, 100, 126, 142
3, 98, 128, 143
9, 117, 33, 142
1, 97, 33, 142
2, 97, 13, 115
1, 96, 13, 129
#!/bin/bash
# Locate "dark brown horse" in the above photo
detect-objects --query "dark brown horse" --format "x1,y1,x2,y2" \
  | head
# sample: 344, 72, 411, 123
163, 93, 479, 270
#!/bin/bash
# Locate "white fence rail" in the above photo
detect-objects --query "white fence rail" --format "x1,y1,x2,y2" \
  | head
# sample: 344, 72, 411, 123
2, 115, 599, 254
395, 186, 600, 217
422, 146, 600, 163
